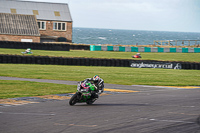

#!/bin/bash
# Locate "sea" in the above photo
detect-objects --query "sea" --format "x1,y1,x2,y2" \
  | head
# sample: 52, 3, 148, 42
72, 27, 200, 46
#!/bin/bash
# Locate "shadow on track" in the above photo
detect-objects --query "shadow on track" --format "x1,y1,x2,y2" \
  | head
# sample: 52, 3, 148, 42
69, 103, 150, 107
197, 115, 200, 126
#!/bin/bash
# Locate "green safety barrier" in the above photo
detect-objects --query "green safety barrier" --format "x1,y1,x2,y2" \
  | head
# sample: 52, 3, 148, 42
90, 45, 101, 51
158, 47, 164, 52
144, 47, 151, 52
90, 45, 95, 51
194, 48, 200, 53
119, 46, 125, 52
182, 48, 188, 53
170, 48, 176, 52
90, 45, 200, 53
107, 46, 113, 51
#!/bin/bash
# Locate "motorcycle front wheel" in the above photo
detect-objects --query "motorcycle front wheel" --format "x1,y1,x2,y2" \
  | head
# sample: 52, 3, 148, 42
69, 93, 78, 106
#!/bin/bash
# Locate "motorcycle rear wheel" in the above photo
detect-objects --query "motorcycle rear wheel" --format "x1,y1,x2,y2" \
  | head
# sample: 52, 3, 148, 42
69, 93, 78, 106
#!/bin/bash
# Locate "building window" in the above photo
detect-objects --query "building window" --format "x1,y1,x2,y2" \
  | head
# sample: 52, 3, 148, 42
53, 22, 66, 31
37, 21, 46, 30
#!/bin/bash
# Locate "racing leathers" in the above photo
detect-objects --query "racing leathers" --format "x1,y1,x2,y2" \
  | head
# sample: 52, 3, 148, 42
84, 77, 104, 96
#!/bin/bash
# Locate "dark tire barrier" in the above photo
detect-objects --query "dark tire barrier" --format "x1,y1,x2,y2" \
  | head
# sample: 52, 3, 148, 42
70, 45, 90, 50
0, 54, 200, 70
0, 41, 70, 51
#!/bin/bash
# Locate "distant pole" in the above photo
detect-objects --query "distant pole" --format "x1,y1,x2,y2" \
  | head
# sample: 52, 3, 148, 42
182, 41, 184, 46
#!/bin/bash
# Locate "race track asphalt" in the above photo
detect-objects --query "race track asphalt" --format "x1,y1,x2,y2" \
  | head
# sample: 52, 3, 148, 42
0, 76, 200, 133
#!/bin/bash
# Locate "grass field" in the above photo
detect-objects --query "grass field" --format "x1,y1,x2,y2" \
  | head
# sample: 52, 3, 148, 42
1, 64, 200, 86
0, 80, 76, 99
0, 48, 200, 62
0, 48, 200, 99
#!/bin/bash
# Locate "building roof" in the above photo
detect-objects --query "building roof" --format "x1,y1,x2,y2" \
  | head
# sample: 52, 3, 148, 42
0, 0, 72, 22
0, 13, 40, 36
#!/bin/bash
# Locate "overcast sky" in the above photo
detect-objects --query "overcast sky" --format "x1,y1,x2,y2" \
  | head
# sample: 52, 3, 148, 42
21, 0, 200, 32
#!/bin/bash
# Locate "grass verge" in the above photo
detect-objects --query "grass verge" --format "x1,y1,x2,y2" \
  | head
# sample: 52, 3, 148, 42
0, 48, 200, 62
0, 80, 76, 99
0, 64, 200, 86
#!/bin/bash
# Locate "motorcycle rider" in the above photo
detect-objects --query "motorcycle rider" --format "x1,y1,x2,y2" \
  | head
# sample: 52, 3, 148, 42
84, 75, 104, 98
132, 53, 141, 58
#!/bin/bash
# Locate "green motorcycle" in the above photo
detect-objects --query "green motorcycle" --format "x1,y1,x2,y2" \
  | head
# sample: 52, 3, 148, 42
69, 80, 98, 106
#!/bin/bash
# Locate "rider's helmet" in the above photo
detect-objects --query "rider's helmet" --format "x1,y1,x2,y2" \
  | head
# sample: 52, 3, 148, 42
93, 75, 100, 84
